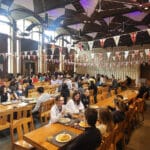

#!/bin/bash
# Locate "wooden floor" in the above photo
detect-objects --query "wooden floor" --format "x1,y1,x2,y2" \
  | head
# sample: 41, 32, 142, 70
0, 101, 150, 150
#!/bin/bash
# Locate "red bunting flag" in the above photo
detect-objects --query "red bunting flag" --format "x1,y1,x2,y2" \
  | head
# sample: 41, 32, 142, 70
130, 32, 137, 44
99, 39, 106, 48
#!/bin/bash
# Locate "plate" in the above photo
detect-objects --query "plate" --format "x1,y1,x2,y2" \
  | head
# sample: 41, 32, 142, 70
90, 105, 99, 109
55, 133, 72, 143
79, 121, 88, 128
59, 118, 71, 124
1, 101, 12, 105
17, 102, 28, 107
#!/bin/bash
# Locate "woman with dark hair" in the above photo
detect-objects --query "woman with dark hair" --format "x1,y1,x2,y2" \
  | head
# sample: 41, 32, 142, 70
60, 108, 101, 150
66, 91, 84, 114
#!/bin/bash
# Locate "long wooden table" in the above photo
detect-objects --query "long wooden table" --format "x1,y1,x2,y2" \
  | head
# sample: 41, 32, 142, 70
95, 89, 138, 107
23, 123, 83, 150
23, 89, 138, 150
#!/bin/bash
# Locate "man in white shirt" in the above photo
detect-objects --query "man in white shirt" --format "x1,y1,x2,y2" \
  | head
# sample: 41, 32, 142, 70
32, 87, 52, 113
50, 95, 66, 124
66, 91, 84, 114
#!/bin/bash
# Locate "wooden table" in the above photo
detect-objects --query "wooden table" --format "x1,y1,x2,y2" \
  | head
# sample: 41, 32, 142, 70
0, 101, 35, 112
96, 90, 138, 107
23, 123, 83, 150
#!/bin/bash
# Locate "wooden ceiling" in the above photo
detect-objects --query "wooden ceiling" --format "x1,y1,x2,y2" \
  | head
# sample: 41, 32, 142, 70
1, 0, 150, 47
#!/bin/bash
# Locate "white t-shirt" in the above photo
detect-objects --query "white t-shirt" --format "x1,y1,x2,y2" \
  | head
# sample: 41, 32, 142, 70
66, 99, 84, 114
50, 104, 66, 124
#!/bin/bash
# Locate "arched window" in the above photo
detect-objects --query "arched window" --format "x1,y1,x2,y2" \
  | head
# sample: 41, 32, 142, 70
0, 15, 10, 35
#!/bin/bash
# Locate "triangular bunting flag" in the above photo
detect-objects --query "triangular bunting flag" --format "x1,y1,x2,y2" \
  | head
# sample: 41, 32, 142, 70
130, 32, 137, 44
91, 53, 94, 59
107, 52, 111, 59
140, 52, 144, 58
134, 50, 139, 55
113, 35, 120, 46
100, 39, 106, 48
147, 28, 150, 36
124, 51, 129, 60
145, 49, 150, 57
88, 41, 94, 50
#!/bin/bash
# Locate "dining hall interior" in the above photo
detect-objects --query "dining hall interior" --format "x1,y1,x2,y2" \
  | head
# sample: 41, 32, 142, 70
0, 0, 150, 150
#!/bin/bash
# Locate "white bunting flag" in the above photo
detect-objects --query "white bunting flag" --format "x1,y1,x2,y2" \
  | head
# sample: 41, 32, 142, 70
113, 35, 120, 46
88, 41, 94, 50
112, 56, 116, 61
145, 49, 150, 56
124, 51, 129, 59
107, 52, 111, 59
147, 28, 150, 36
91, 53, 94, 59
140, 52, 144, 58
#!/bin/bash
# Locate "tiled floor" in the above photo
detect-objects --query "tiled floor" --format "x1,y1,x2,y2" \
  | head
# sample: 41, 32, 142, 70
0, 101, 150, 150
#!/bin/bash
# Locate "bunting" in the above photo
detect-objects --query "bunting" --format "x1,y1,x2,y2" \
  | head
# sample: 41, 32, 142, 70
100, 39, 106, 48
130, 32, 137, 44
124, 51, 129, 59
107, 52, 111, 59
113, 35, 120, 46
88, 41, 94, 50
147, 28, 150, 36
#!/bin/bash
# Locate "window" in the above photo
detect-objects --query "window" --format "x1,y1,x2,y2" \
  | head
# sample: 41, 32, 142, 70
0, 15, 10, 35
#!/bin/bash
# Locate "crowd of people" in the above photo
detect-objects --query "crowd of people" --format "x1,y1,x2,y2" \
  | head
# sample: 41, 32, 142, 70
0, 72, 150, 150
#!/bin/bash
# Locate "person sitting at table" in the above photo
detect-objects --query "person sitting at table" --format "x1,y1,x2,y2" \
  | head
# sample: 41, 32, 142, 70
0, 86, 10, 102
81, 89, 90, 108
108, 76, 119, 94
66, 91, 84, 114
32, 87, 51, 114
97, 108, 114, 135
108, 97, 126, 124
15, 84, 24, 99
50, 95, 66, 124
24, 79, 35, 97
60, 108, 101, 150
125, 75, 132, 87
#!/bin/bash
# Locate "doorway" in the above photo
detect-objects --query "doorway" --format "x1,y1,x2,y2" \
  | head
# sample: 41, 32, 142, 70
25, 62, 35, 75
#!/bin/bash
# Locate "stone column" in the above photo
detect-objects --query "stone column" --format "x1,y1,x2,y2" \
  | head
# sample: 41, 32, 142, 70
38, 27, 44, 73
8, 20, 16, 74
16, 39, 21, 73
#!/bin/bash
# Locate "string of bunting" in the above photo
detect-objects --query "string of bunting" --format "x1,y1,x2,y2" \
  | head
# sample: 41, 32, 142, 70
74, 29, 150, 51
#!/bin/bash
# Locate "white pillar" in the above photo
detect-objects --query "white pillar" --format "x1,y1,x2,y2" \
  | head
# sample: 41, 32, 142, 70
16, 39, 21, 73
38, 27, 43, 73
59, 50, 62, 72
7, 37, 14, 74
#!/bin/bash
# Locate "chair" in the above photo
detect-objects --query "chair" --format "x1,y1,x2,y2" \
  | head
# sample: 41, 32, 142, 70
97, 94, 102, 102
117, 87, 122, 93
0, 110, 13, 131
10, 117, 35, 150
112, 121, 126, 150
110, 90, 116, 96
13, 105, 33, 121
135, 98, 145, 123
38, 99, 54, 124
97, 132, 114, 150
90, 95, 95, 104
